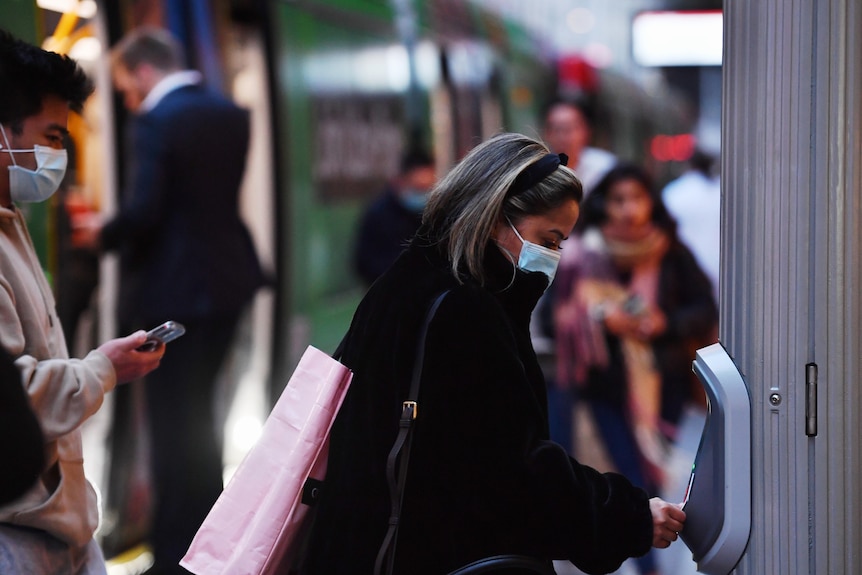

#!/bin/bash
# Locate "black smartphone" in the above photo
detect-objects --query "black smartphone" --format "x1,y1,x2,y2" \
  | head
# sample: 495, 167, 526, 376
137, 320, 186, 351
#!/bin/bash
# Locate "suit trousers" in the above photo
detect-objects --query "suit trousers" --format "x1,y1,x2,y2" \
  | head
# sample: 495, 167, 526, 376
144, 313, 241, 574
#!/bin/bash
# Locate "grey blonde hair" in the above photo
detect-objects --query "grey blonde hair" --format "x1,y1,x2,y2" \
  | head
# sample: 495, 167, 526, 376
111, 26, 185, 73
421, 132, 583, 284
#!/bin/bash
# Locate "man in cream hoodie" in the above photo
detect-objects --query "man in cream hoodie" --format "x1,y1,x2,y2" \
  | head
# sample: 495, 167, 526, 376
0, 29, 164, 574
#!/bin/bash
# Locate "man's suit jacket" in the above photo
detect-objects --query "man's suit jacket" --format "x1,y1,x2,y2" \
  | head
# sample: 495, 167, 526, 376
101, 84, 263, 325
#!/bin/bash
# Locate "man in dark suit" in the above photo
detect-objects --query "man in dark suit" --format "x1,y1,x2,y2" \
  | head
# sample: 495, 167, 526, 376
78, 26, 263, 574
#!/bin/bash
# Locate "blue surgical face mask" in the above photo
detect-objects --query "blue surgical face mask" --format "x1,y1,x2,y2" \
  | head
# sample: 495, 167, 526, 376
400, 188, 428, 213
0, 124, 68, 203
509, 221, 561, 286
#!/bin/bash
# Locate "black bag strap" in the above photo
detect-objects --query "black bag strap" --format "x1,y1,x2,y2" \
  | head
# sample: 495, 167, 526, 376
374, 290, 450, 575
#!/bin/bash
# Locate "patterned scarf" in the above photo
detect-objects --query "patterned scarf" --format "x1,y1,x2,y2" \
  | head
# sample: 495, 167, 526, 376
555, 225, 670, 486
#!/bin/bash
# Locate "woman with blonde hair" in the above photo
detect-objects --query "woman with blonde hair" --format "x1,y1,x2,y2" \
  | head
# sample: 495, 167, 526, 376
304, 134, 686, 575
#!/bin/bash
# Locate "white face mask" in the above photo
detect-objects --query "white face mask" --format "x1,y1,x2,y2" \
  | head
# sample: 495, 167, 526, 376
1, 124, 68, 203
509, 221, 562, 285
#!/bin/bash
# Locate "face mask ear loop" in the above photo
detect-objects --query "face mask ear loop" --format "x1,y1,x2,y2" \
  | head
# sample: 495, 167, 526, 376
494, 217, 520, 293
0, 125, 18, 167
506, 217, 526, 244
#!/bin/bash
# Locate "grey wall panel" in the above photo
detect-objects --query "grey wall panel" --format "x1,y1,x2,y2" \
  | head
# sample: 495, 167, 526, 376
723, 0, 862, 573
823, 0, 862, 569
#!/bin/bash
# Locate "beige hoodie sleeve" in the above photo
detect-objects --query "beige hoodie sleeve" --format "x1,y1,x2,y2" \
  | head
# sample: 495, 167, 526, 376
1, 208, 118, 443
14, 351, 117, 442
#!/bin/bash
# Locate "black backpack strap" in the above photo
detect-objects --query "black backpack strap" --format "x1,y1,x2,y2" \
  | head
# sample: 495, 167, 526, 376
374, 289, 450, 575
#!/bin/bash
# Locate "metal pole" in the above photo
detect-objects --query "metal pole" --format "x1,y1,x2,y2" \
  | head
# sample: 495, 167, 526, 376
723, 0, 862, 572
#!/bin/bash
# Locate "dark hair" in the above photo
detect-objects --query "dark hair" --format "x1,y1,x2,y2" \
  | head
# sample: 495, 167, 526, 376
0, 29, 94, 126
400, 147, 435, 174
576, 163, 677, 237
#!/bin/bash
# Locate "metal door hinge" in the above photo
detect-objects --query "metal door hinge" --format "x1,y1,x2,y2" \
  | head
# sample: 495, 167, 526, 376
805, 363, 817, 437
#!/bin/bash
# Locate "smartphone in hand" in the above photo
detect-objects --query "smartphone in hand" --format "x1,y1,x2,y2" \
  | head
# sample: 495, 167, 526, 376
137, 320, 186, 352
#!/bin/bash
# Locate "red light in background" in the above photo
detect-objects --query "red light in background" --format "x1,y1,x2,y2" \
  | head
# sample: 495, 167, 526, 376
651, 135, 672, 162
557, 54, 600, 93
650, 133, 696, 162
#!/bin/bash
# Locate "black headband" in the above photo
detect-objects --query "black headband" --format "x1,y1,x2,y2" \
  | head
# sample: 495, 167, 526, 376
508, 153, 569, 197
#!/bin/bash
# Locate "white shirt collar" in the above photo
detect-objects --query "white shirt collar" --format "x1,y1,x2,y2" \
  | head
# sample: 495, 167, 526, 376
139, 70, 203, 113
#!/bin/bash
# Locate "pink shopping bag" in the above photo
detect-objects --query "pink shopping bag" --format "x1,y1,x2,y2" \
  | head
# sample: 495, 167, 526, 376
181, 345, 353, 575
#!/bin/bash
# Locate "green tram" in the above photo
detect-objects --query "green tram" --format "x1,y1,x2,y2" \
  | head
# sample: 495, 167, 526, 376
262, 0, 559, 387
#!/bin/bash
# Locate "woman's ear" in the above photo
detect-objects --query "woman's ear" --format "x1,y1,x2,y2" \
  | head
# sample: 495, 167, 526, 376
491, 217, 506, 243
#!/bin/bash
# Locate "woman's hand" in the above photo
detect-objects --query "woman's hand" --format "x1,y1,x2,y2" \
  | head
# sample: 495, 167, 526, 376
602, 304, 641, 338
649, 497, 686, 549
637, 307, 667, 340
603, 304, 667, 341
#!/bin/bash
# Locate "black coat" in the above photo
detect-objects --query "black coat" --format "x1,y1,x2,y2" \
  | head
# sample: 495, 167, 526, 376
101, 84, 263, 325
304, 235, 653, 575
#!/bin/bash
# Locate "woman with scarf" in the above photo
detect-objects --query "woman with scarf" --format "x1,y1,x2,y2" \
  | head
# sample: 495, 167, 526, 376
554, 163, 717, 575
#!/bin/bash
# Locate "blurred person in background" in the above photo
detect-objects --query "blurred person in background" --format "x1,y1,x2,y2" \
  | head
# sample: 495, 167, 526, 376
537, 97, 619, 455
304, 133, 686, 575
542, 97, 617, 196
75, 26, 263, 575
0, 29, 163, 574
354, 146, 436, 286
55, 133, 100, 354
59, 59, 108, 356
662, 148, 721, 304
554, 164, 716, 575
